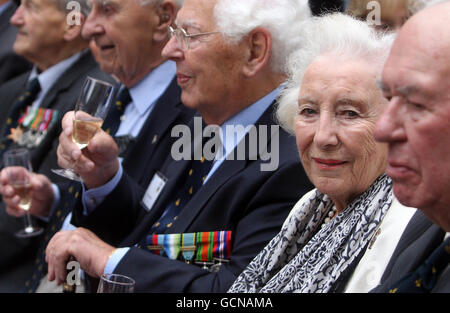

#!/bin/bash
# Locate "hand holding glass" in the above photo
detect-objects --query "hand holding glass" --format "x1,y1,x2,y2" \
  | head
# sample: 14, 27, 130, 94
3, 148, 43, 238
51, 76, 114, 181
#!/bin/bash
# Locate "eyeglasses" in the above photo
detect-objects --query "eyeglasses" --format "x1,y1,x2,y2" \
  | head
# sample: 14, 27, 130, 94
168, 25, 220, 51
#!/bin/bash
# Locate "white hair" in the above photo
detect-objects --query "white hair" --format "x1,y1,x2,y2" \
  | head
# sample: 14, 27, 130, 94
213, 0, 312, 74
276, 13, 395, 134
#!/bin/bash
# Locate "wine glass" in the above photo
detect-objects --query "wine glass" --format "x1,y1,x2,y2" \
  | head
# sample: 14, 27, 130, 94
51, 76, 115, 181
97, 273, 135, 293
3, 148, 44, 238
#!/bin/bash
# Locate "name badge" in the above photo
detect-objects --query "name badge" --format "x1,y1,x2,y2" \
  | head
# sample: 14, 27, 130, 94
142, 171, 167, 212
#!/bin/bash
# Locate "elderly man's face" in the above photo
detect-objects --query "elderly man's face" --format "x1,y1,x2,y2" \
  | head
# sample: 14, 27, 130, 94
296, 56, 388, 208
10, 0, 67, 68
374, 17, 450, 229
162, 0, 246, 125
82, 0, 162, 86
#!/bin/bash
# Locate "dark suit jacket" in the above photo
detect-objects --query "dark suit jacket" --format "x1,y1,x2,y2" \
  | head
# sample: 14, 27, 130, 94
120, 78, 195, 187
72, 103, 313, 292
0, 50, 113, 292
371, 211, 449, 293
0, 2, 32, 85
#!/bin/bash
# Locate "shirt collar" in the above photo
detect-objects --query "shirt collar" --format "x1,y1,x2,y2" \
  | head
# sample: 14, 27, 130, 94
29, 50, 84, 105
127, 60, 176, 116
217, 85, 283, 159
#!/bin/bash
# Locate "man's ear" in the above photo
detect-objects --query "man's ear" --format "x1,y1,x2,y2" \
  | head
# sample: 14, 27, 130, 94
153, 0, 177, 42
63, 14, 85, 41
242, 28, 272, 77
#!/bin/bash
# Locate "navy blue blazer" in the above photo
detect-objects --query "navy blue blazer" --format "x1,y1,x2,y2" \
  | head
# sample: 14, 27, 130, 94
72, 102, 313, 292
371, 211, 449, 293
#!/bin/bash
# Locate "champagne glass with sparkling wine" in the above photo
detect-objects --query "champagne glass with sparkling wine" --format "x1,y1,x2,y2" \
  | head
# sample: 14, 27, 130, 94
3, 148, 43, 238
51, 76, 114, 181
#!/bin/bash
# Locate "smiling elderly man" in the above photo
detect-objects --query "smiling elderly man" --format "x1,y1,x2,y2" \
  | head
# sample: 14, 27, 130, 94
372, 1, 450, 293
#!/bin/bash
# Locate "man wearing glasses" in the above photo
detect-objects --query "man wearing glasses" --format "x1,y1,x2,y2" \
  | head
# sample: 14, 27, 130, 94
48, 0, 313, 292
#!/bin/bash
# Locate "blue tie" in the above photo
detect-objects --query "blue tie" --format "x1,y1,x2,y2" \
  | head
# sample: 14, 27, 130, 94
148, 155, 214, 235
103, 87, 132, 136
388, 237, 450, 293
139, 137, 217, 251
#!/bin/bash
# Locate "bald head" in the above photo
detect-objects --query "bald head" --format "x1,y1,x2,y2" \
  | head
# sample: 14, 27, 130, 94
399, 1, 450, 60
374, 0, 450, 230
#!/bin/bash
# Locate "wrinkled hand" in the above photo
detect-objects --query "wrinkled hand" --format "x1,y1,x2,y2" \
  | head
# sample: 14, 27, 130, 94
46, 227, 115, 285
0, 170, 54, 218
57, 111, 119, 189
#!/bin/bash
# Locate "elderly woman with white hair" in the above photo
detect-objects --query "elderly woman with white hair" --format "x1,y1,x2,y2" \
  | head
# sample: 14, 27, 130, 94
228, 13, 417, 293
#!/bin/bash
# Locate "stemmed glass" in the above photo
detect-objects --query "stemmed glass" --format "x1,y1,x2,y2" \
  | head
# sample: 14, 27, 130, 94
51, 76, 115, 182
97, 273, 135, 293
3, 148, 43, 238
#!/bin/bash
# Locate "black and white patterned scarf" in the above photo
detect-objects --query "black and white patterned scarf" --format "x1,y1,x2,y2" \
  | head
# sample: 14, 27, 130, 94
228, 174, 393, 293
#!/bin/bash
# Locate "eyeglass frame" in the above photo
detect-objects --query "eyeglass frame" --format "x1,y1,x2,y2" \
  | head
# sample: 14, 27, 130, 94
168, 25, 220, 51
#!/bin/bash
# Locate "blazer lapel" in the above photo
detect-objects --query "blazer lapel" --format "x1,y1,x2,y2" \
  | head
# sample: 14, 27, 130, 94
122, 156, 192, 245
379, 211, 438, 282
121, 78, 183, 178
170, 101, 278, 233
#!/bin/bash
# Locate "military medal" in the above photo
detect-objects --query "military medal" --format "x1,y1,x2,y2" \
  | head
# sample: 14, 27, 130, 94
181, 233, 196, 264
142, 231, 232, 270
163, 234, 181, 260
146, 234, 165, 256
194, 232, 215, 269
34, 108, 53, 147
26, 108, 45, 147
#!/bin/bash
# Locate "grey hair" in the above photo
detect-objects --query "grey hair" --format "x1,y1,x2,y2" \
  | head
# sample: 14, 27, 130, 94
51, 0, 91, 17
213, 0, 311, 74
276, 13, 395, 134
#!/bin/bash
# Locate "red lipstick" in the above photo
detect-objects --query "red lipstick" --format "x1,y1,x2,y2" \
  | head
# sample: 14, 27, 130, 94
312, 158, 347, 170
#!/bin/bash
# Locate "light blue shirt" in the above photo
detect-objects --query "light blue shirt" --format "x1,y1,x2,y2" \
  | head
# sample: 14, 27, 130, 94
104, 85, 283, 275
59, 60, 176, 230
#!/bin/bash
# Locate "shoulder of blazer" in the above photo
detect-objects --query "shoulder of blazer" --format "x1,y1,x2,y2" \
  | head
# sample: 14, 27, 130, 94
47, 51, 101, 92
0, 3, 17, 32
39, 51, 113, 108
